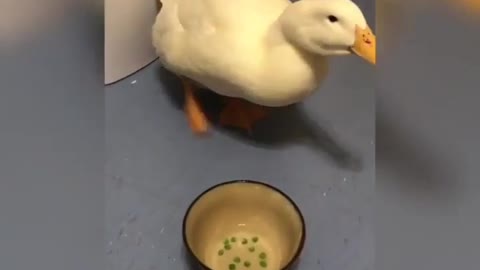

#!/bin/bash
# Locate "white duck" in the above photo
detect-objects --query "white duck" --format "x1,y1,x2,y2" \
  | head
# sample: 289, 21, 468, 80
152, 0, 376, 134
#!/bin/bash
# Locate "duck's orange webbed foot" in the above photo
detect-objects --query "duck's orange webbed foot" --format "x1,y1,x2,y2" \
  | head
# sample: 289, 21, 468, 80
219, 97, 269, 134
182, 79, 209, 135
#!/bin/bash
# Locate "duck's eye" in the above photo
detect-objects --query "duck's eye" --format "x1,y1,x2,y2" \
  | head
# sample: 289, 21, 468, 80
328, 15, 339, 23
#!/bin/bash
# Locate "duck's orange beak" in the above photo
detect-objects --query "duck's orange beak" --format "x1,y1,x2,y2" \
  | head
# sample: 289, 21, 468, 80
351, 25, 376, 65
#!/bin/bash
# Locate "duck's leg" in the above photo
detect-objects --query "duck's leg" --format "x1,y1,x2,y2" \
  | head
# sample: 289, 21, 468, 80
182, 79, 209, 135
219, 97, 269, 134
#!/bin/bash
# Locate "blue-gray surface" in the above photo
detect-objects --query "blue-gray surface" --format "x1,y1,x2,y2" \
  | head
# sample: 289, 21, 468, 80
376, 4, 480, 270
3, 1, 479, 270
105, 2, 375, 270
0, 3, 104, 270
106, 9, 376, 270
106, 56, 375, 270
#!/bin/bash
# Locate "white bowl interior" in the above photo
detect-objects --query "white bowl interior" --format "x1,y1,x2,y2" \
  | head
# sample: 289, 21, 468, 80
184, 182, 304, 270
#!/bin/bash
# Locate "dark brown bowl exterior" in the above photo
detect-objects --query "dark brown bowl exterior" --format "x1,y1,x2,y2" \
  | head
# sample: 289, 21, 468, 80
182, 179, 306, 270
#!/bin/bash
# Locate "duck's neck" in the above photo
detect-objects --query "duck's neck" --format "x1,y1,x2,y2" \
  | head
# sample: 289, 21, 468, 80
264, 18, 288, 47
262, 16, 327, 80
255, 19, 328, 99
264, 1, 314, 52
263, 3, 325, 64
264, 14, 300, 53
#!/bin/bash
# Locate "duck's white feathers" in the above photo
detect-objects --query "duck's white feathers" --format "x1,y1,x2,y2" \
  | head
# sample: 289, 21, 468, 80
152, 0, 328, 106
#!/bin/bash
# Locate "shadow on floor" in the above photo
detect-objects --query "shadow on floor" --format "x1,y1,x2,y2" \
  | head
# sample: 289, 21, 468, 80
156, 66, 362, 171
182, 247, 201, 270
376, 103, 462, 204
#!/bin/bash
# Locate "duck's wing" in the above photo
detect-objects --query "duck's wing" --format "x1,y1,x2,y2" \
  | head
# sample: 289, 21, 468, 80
175, 0, 231, 34
175, 0, 289, 34
153, 0, 290, 95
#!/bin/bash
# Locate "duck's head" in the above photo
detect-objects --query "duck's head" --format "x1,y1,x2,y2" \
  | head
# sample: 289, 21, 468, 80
280, 0, 376, 64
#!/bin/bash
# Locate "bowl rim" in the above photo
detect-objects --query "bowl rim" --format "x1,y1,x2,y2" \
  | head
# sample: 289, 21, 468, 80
182, 179, 306, 270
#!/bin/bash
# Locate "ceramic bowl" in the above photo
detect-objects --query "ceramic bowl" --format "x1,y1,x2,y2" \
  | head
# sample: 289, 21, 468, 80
182, 180, 306, 270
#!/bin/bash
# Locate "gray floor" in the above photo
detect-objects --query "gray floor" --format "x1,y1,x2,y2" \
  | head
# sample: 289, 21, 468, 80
3, 1, 479, 270
0, 3, 104, 270
376, 4, 480, 270
105, 2, 480, 269
106, 57, 375, 270
106, 2, 375, 270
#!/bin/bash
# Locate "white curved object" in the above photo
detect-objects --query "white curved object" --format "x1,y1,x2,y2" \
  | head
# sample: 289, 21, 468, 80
105, 0, 159, 84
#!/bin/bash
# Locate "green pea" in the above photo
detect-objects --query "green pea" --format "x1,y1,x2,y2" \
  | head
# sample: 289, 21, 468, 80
233, 256, 241, 263
244, 261, 251, 267
241, 238, 248, 245
260, 260, 267, 268
229, 263, 236, 270
224, 239, 230, 245
248, 246, 255, 252
252, 237, 258, 243
218, 249, 224, 256
259, 252, 266, 259
225, 244, 232, 250
230, 237, 236, 242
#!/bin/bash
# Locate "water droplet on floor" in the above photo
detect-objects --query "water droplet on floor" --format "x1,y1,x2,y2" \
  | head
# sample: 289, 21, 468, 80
117, 227, 124, 239
127, 258, 135, 270
343, 177, 347, 182
323, 192, 327, 197
112, 176, 124, 189
136, 235, 142, 246
127, 212, 137, 223
131, 80, 137, 85
160, 227, 165, 234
